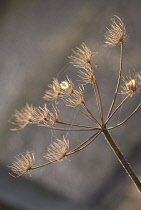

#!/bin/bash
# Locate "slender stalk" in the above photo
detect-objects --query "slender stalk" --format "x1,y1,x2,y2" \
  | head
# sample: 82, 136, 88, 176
67, 131, 101, 155
108, 103, 141, 130
57, 120, 97, 129
38, 124, 99, 131
103, 129, 141, 192
106, 93, 131, 124
81, 102, 101, 126
106, 41, 123, 120
31, 159, 57, 170
92, 80, 104, 125
67, 132, 100, 154
62, 97, 98, 124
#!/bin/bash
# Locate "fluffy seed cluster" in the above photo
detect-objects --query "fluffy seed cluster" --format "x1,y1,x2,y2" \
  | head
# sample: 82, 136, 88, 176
32, 104, 59, 126
43, 78, 61, 102
69, 43, 93, 69
9, 151, 35, 177
105, 15, 127, 47
11, 104, 35, 131
44, 137, 69, 161
43, 77, 74, 102
69, 43, 96, 84
121, 72, 141, 96
65, 86, 85, 107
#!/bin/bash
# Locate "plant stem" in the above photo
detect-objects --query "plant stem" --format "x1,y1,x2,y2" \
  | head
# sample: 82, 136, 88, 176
108, 103, 141, 130
57, 120, 97, 129
81, 102, 101, 126
103, 129, 141, 192
107, 41, 123, 120
106, 93, 131, 124
92, 80, 104, 125
67, 131, 101, 155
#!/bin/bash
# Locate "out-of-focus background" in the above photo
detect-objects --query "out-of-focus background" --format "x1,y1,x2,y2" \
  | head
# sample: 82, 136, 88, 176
0, 0, 141, 209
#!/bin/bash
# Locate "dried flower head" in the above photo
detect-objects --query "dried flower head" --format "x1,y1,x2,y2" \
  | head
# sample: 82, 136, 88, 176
32, 104, 59, 126
44, 136, 69, 161
65, 86, 85, 107
9, 151, 35, 177
32, 104, 49, 123
121, 72, 141, 96
105, 15, 127, 47
11, 104, 35, 131
69, 43, 94, 70
43, 78, 61, 102
78, 68, 95, 84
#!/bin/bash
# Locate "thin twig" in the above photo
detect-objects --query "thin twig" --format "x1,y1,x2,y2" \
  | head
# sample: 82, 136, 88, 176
38, 123, 99, 131
106, 93, 131, 124
106, 41, 123, 120
92, 79, 104, 125
62, 97, 98, 124
31, 159, 57, 170
57, 120, 97, 129
108, 103, 141, 129
81, 102, 101, 126
67, 131, 101, 155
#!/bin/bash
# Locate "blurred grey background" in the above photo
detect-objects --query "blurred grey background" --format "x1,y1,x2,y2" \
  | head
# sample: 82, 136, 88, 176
0, 0, 141, 209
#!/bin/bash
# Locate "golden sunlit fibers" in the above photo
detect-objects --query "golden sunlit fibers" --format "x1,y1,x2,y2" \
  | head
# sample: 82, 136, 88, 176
105, 16, 127, 47
9, 151, 35, 177
44, 136, 69, 161
121, 72, 141, 96
11, 104, 35, 131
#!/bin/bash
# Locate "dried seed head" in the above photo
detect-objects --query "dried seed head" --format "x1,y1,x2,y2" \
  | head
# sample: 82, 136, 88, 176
32, 104, 49, 124
69, 43, 94, 70
10, 104, 35, 131
121, 72, 141, 96
9, 151, 35, 177
65, 85, 85, 107
43, 78, 61, 102
78, 68, 95, 84
105, 16, 127, 47
32, 104, 59, 126
44, 136, 69, 161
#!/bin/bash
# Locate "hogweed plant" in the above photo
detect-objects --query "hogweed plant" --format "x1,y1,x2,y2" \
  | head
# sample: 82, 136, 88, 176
9, 16, 141, 192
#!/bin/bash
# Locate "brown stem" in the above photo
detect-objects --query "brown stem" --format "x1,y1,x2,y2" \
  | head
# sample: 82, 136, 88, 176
92, 80, 104, 125
108, 103, 141, 130
67, 131, 101, 155
106, 41, 123, 120
103, 129, 141, 192
38, 124, 98, 131
57, 120, 97, 129
106, 93, 131, 124
81, 102, 101, 127
31, 159, 57, 170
